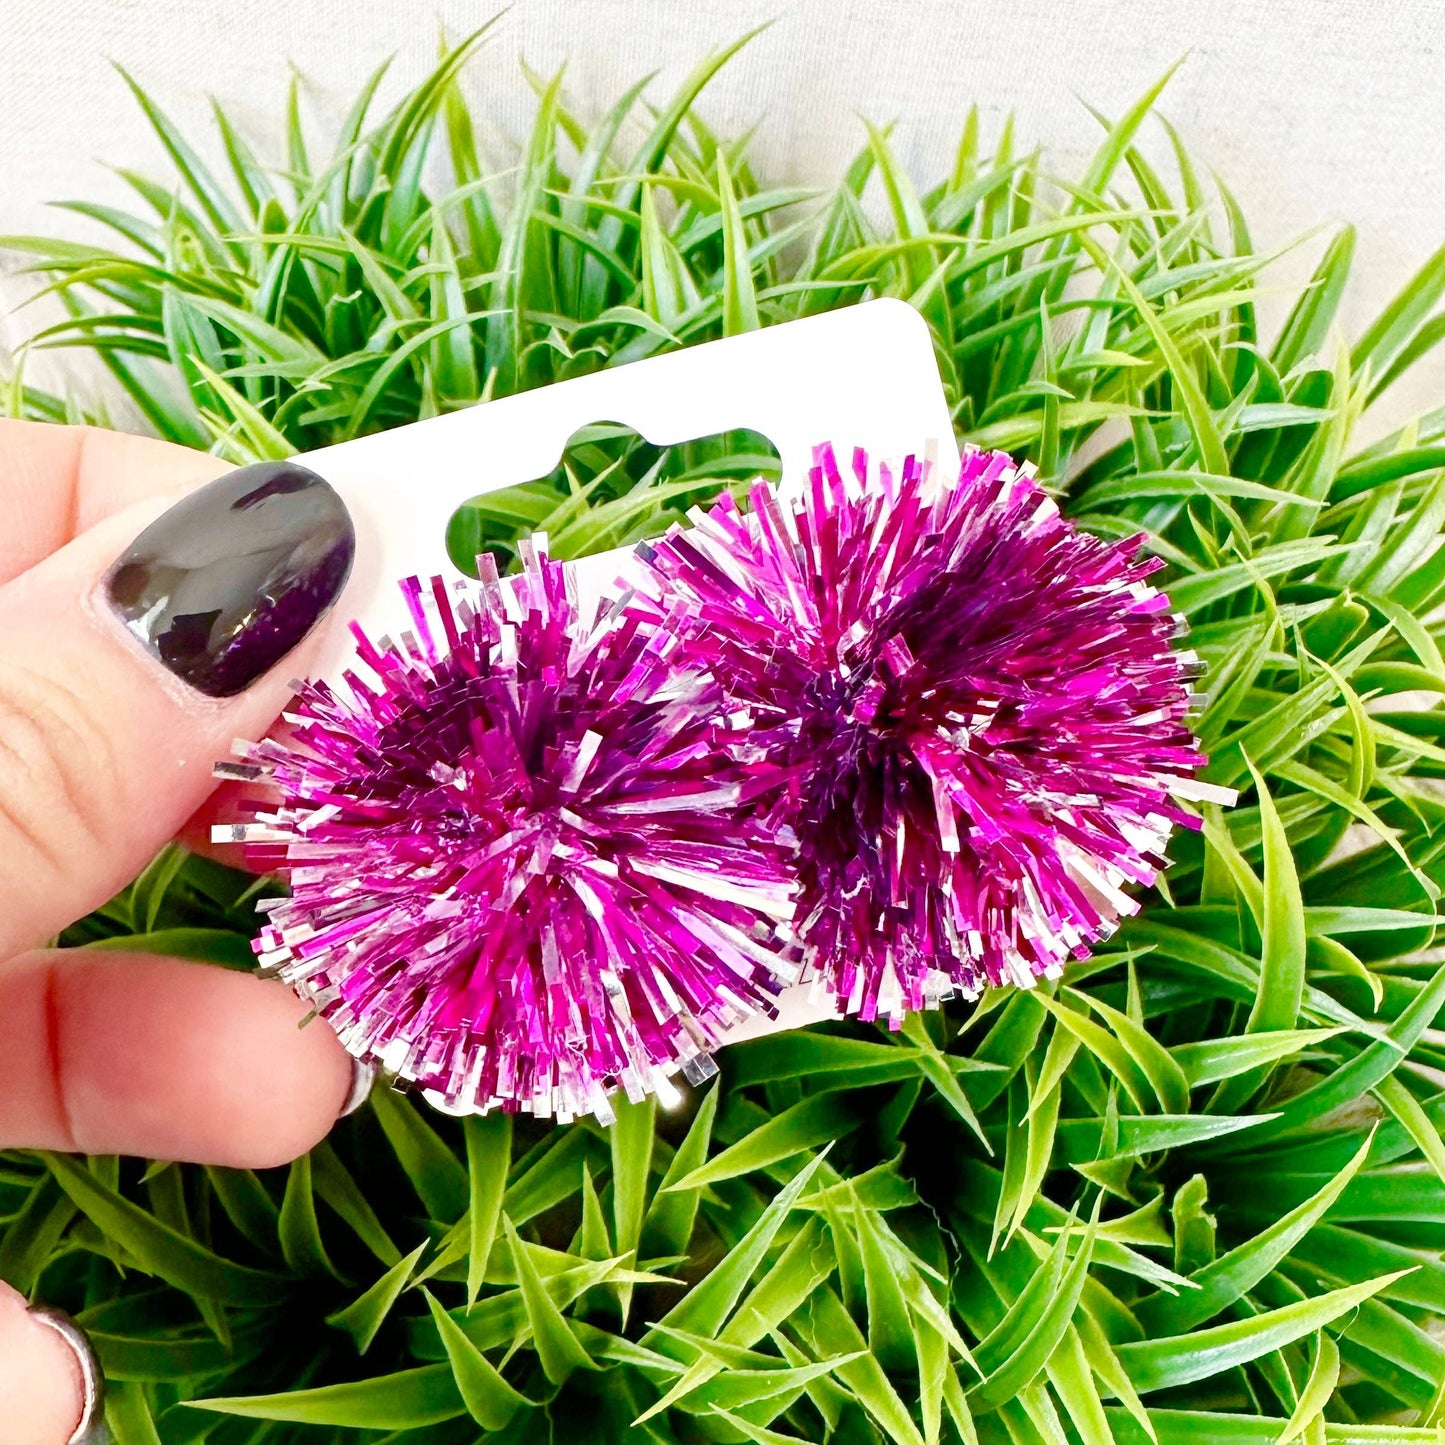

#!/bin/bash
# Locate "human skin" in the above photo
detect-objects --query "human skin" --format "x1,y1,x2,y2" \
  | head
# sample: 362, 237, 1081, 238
0, 420, 356, 1441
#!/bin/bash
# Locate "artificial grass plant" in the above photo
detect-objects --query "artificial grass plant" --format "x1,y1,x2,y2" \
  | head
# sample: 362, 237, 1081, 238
4, 22, 1445, 1445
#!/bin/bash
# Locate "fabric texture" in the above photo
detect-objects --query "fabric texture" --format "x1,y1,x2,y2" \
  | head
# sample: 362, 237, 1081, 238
1, 0, 1442, 428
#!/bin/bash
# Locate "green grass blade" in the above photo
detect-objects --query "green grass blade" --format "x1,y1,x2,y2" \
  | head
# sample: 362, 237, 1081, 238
463, 1111, 511, 1309
1115, 1271, 1410, 1394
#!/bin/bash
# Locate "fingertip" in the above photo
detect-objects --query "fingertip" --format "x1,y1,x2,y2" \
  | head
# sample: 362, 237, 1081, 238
52, 952, 353, 1168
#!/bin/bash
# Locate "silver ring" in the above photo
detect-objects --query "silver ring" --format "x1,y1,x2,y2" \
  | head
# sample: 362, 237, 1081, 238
339, 1057, 377, 1117
27, 1307, 108, 1445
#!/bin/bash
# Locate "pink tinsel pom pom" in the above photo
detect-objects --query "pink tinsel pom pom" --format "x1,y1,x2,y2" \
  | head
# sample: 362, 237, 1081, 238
221, 542, 796, 1122
627, 443, 1221, 1024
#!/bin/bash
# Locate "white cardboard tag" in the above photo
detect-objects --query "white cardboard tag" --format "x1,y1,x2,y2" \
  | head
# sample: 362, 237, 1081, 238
289, 298, 958, 1045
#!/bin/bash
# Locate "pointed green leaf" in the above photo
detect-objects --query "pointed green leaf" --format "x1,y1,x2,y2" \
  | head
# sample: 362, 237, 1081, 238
1276, 1334, 1340, 1445
423, 1288, 528, 1429
189, 1366, 463, 1429
371, 1088, 470, 1221
327, 1242, 427, 1354
969, 1202, 1101, 1412
503, 1215, 595, 1383
718, 152, 760, 337
463, 1111, 511, 1308
610, 1093, 655, 1322
278, 1153, 339, 1279
44, 1153, 286, 1305
664, 1093, 857, 1191
1117, 1272, 1411, 1393
649, 1151, 827, 1345
643, 1081, 718, 1258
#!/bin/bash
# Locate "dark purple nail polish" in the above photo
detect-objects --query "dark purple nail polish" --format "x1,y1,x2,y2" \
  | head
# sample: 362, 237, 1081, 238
105, 460, 354, 698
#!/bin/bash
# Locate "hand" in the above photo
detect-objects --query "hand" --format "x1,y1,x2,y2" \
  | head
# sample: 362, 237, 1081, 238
0, 420, 359, 1443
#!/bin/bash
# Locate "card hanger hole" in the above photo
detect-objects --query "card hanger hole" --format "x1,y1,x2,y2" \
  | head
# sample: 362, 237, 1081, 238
444, 418, 781, 577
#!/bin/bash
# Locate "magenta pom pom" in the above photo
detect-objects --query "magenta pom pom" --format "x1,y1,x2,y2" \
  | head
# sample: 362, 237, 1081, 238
219, 542, 796, 1121
627, 443, 1224, 1023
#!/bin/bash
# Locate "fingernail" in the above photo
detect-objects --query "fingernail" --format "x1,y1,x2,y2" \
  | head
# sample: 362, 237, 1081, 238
340, 1058, 376, 1118
27, 1307, 105, 1445
104, 460, 354, 699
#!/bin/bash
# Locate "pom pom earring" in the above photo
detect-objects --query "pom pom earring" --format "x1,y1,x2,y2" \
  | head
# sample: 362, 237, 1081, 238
219, 542, 797, 1122
627, 443, 1231, 1024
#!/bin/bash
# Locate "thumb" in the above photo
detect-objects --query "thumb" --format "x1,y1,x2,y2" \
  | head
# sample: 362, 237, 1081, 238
0, 458, 354, 955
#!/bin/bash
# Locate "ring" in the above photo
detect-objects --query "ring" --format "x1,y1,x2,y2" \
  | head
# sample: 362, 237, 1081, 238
28, 1307, 107, 1445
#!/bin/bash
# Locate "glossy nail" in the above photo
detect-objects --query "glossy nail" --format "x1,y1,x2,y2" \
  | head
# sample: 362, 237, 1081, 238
27, 1307, 104, 1445
105, 460, 354, 698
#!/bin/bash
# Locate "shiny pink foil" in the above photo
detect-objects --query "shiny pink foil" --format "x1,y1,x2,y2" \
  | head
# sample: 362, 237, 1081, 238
627, 443, 1218, 1024
221, 541, 796, 1122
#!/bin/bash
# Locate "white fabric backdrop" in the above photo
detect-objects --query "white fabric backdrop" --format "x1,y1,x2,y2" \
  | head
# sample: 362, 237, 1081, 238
2, 0, 1442, 428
